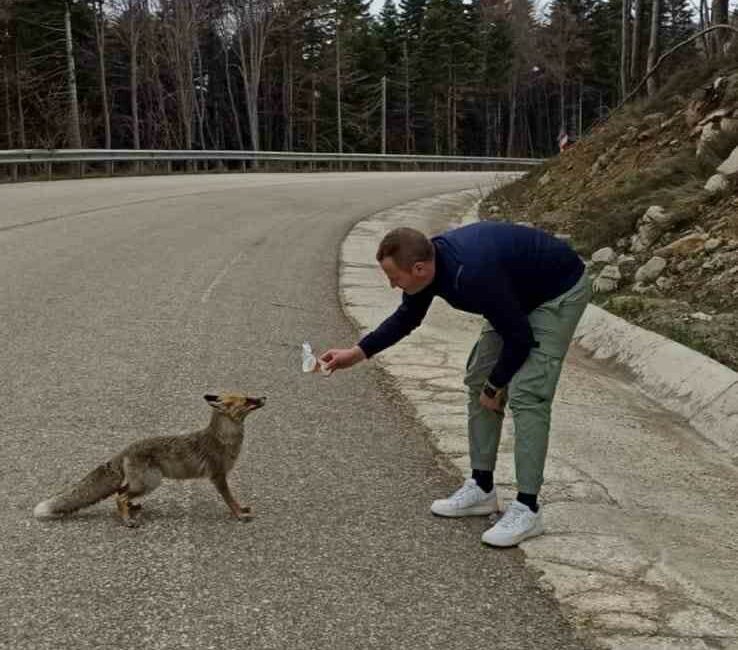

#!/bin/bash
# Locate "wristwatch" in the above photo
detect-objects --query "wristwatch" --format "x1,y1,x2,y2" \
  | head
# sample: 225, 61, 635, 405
483, 380, 499, 399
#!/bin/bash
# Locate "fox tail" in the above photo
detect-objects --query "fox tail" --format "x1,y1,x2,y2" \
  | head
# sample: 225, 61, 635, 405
33, 460, 123, 519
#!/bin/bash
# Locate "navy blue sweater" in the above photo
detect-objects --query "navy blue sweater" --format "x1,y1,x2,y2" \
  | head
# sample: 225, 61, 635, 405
358, 222, 585, 387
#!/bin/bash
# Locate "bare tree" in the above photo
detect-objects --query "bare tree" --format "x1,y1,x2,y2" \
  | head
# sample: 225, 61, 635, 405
215, 13, 245, 150
64, 0, 82, 147
540, 5, 586, 139
90, 0, 111, 149
506, 0, 535, 157
630, 0, 643, 82
112, 0, 147, 149
710, 0, 730, 54
160, 0, 200, 149
233, 0, 279, 152
646, 0, 661, 96
621, 0, 631, 99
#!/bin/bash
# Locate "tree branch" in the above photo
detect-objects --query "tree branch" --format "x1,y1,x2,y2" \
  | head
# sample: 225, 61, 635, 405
616, 24, 738, 111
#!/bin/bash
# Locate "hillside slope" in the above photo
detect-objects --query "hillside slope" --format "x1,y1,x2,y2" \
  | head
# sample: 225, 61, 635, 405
482, 63, 738, 371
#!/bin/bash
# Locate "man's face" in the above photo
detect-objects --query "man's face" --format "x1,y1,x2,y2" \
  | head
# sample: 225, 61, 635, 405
380, 256, 434, 295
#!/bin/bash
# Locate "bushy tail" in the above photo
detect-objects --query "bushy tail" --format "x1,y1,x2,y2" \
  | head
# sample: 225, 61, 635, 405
34, 460, 123, 519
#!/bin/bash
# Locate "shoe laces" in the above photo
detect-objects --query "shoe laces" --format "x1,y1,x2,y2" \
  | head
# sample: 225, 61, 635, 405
497, 501, 531, 530
449, 478, 481, 504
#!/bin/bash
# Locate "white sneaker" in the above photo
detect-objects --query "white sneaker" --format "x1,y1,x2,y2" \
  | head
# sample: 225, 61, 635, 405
430, 478, 501, 517
481, 500, 544, 547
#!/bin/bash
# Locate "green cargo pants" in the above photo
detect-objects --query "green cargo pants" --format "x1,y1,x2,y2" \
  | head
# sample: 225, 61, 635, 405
463, 272, 592, 494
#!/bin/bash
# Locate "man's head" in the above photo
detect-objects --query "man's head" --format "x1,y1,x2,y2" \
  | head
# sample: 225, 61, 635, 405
376, 227, 435, 295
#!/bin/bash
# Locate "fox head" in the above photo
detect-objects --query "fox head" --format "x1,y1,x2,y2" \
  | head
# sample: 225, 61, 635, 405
204, 393, 266, 421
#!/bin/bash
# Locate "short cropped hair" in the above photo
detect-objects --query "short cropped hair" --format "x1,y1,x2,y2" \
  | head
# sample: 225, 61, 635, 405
376, 227, 434, 270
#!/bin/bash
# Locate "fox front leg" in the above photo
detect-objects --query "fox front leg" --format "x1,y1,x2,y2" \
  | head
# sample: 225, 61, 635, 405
115, 489, 140, 528
211, 474, 253, 520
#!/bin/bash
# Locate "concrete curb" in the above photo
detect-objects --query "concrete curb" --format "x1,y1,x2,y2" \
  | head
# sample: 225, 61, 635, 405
575, 305, 738, 459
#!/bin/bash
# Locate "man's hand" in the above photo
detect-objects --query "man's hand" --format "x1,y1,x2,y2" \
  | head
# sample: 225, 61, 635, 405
480, 387, 507, 414
319, 345, 366, 372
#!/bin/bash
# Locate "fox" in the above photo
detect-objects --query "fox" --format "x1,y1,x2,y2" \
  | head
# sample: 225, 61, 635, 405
33, 392, 266, 526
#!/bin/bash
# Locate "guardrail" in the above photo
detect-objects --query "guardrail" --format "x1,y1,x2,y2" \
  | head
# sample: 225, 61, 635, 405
0, 148, 543, 181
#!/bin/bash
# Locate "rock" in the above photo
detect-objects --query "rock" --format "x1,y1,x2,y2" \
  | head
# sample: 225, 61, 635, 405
554, 233, 572, 242
591, 247, 617, 264
721, 117, 738, 134
538, 171, 552, 186
644, 112, 666, 125
697, 122, 721, 157
590, 153, 610, 175
515, 221, 534, 228
656, 276, 674, 291
632, 282, 660, 295
717, 146, 738, 176
635, 256, 667, 283
617, 255, 638, 281
676, 258, 701, 273
654, 233, 708, 258
539, 210, 566, 225
698, 108, 732, 126
702, 256, 725, 270
705, 173, 729, 193
690, 312, 713, 322
593, 265, 621, 293
616, 237, 630, 250
490, 205, 501, 214
705, 238, 723, 252
631, 206, 677, 252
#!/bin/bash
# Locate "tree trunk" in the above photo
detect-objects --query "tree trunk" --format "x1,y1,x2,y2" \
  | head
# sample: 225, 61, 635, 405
311, 72, 317, 153
282, 43, 294, 151
15, 40, 26, 148
559, 77, 566, 135
620, 0, 631, 99
64, 0, 82, 147
335, 14, 342, 155
710, 0, 729, 54
404, 40, 411, 154
130, 2, 140, 149
194, 43, 206, 148
630, 0, 642, 83
3, 58, 13, 148
646, 0, 661, 97
94, 0, 111, 150
506, 69, 518, 157
224, 41, 244, 150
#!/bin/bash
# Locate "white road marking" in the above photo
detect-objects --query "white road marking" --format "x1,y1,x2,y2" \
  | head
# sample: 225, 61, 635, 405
201, 251, 245, 303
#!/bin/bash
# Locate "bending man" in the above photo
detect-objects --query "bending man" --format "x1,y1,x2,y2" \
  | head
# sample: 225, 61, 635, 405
320, 222, 591, 547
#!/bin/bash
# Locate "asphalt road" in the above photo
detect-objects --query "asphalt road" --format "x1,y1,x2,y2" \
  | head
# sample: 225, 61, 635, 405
0, 173, 590, 649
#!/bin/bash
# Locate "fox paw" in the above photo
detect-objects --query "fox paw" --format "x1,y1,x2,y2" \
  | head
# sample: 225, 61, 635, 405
234, 506, 254, 521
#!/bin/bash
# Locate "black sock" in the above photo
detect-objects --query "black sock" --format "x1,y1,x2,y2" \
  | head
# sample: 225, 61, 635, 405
471, 469, 493, 493
516, 492, 538, 512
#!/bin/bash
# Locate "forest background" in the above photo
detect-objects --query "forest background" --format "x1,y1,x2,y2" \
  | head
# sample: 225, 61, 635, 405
0, 0, 736, 160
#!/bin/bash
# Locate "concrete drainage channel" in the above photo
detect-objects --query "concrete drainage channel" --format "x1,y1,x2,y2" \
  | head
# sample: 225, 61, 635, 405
338, 188, 738, 650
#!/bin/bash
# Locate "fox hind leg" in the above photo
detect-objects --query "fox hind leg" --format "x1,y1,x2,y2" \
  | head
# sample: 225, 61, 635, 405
117, 460, 162, 526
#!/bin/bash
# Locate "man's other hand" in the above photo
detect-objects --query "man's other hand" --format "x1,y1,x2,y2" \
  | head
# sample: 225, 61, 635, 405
480, 388, 507, 414
319, 346, 366, 372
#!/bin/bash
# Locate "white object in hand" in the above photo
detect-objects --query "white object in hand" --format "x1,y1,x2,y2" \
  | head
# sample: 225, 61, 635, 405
302, 342, 331, 375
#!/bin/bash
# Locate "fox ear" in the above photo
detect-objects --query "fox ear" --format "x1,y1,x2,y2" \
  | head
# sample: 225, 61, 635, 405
204, 394, 220, 404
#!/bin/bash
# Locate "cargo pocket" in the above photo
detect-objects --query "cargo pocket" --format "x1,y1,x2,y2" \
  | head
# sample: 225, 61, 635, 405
509, 349, 564, 406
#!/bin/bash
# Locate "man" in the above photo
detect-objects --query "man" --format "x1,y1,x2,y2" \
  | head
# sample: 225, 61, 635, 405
320, 221, 591, 547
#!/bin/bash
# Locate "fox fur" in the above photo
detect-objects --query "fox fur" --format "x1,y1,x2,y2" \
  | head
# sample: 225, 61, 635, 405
33, 392, 265, 526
